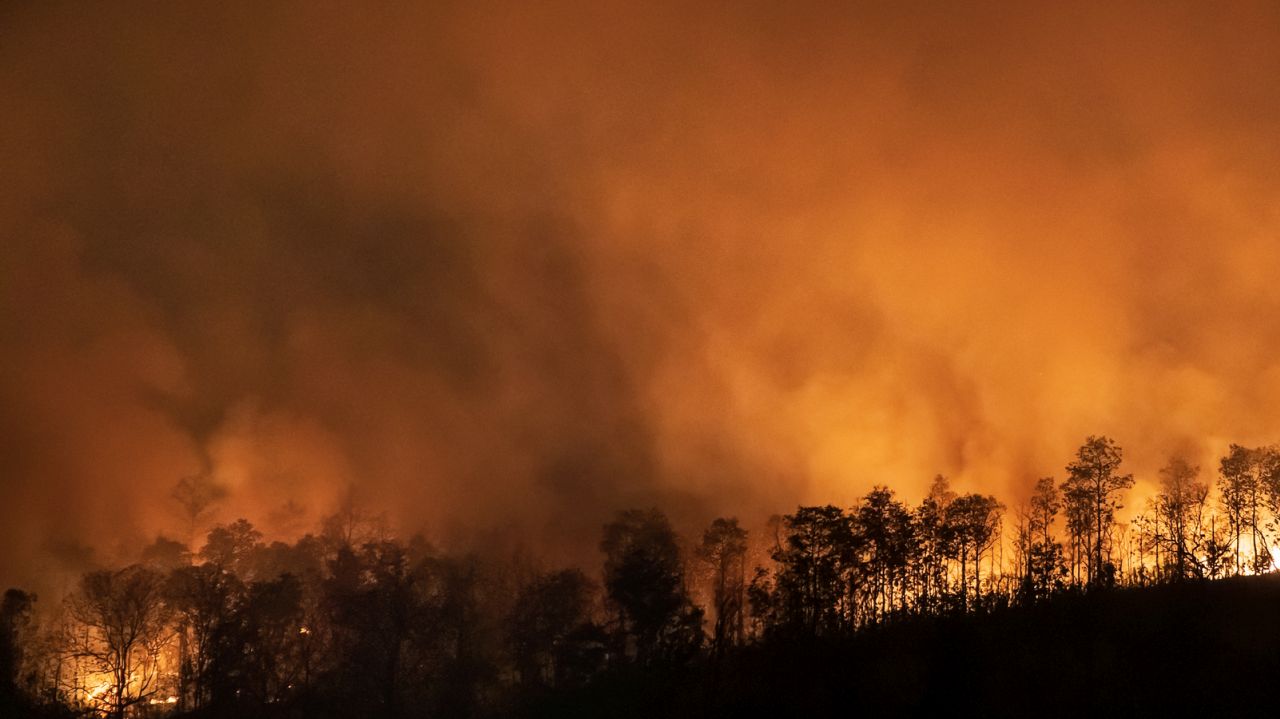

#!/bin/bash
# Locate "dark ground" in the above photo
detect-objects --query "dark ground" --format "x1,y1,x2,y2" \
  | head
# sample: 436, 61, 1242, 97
522, 576, 1280, 718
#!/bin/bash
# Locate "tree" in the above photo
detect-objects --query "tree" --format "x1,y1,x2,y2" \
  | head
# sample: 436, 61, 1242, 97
1201, 514, 1233, 580
506, 569, 596, 688
67, 566, 172, 719
946, 494, 1003, 609
236, 574, 306, 706
1061, 436, 1134, 587
163, 563, 244, 710
600, 509, 702, 663
412, 553, 507, 718
252, 535, 327, 582
141, 536, 191, 571
199, 519, 264, 579
323, 540, 418, 716
1, 589, 34, 707
913, 476, 956, 613
1153, 456, 1208, 581
770, 505, 860, 634
172, 472, 226, 540
321, 496, 390, 553
1018, 477, 1065, 601
855, 487, 914, 620
696, 518, 748, 654
1218, 444, 1276, 574
745, 566, 778, 638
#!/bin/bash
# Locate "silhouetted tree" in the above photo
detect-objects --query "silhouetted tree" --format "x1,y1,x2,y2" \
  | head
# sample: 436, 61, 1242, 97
141, 536, 191, 572
67, 566, 171, 719
321, 497, 390, 552
200, 519, 264, 579
1061, 436, 1134, 587
163, 563, 243, 711
1218, 444, 1277, 574
745, 566, 778, 638
419, 553, 511, 718
507, 569, 596, 688
913, 476, 956, 613
771, 506, 860, 634
251, 535, 327, 582
600, 509, 702, 664
1, 589, 34, 708
1152, 456, 1208, 580
1019, 477, 1065, 601
946, 494, 1003, 609
696, 518, 748, 653
172, 472, 226, 539
856, 487, 914, 620
323, 540, 418, 716
1202, 514, 1233, 580
237, 574, 306, 706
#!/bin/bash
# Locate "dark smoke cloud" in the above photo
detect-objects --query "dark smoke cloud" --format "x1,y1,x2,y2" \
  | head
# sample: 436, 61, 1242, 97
4, 1, 1280, 591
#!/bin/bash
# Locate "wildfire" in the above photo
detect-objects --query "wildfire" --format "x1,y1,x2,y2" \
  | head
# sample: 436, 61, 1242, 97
86, 680, 111, 699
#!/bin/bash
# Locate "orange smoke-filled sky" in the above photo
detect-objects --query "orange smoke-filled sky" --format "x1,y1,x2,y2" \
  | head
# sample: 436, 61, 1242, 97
3, 1, 1280, 590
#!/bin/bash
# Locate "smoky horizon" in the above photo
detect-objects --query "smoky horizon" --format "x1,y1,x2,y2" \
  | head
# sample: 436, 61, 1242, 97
5, 0, 1280, 598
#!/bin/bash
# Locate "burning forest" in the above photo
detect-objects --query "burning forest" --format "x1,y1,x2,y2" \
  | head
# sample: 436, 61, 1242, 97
6, 1, 1280, 717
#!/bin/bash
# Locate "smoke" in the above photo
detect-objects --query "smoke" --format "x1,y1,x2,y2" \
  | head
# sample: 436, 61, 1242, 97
4, 1, 1280, 591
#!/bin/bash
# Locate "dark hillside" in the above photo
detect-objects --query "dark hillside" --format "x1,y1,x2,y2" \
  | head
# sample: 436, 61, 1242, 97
521, 576, 1280, 718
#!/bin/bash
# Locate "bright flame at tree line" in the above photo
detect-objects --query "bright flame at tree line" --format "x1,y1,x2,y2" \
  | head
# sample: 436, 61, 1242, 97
7, 435, 1280, 716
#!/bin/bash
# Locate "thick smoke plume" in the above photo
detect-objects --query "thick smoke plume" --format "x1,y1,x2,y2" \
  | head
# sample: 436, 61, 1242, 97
4, 1, 1280, 591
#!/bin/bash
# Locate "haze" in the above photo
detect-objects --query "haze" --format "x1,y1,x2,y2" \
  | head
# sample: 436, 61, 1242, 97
3, 1, 1280, 593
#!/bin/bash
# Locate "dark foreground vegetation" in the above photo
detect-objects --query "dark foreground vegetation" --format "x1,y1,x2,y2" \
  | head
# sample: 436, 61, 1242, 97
6, 435, 1280, 717
525, 575, 1280, 718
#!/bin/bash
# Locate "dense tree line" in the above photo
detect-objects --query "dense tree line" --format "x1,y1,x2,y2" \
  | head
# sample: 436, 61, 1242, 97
5, 435, 1280, 717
